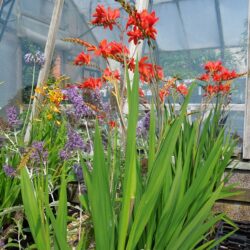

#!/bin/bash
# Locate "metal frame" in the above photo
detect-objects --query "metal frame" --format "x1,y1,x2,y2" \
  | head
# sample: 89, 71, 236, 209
243, 0, 250, 159
0, 0, 15, 42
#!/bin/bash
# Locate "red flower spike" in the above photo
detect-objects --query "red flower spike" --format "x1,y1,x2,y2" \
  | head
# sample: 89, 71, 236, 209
91, 4, 120, 30
74, 52, 91, 66
78, 77, 102, 90
177, 84, 188, 96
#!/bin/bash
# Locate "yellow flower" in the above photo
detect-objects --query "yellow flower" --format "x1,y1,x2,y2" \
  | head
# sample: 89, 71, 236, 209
50, 105, 60, 113
48, 89, 64, 106
47, 113, 53, 120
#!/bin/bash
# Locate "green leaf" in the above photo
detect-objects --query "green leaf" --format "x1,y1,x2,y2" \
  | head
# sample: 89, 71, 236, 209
118, 59, 140, 250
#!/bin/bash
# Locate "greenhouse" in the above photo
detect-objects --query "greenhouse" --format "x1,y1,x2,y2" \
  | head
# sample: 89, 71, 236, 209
0, 0, 250, 248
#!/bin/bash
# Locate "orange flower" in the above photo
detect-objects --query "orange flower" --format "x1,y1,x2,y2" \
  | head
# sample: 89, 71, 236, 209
78, 77, 102, 90
91, 4, 120, 30
74, 52, 91, 65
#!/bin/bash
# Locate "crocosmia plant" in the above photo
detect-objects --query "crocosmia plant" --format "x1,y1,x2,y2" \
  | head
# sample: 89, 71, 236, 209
0, 0, 242, 249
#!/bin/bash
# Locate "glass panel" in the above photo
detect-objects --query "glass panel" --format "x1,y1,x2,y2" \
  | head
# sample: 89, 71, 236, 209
153, 2, 188, 51
178, 0, 220, 49
148, 0, 248, 151
226, 111, 245, 151
220, 0, 248, 47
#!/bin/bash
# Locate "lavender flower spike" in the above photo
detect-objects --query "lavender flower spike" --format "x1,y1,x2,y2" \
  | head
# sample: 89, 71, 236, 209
6, 106, 19, 127
66, 88, 92, 118
3, 165, 16, 177
31, 141, 48, 164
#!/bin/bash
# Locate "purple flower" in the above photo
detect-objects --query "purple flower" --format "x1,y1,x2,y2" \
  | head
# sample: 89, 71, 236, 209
31, 141, 48, 164
73, 164, 83, 182
65, 127, 85, 151
59, 149, 71, 160
137, 112, 150, 136
3, 165, 16, 177
24, 51, 45, 66
6, 106, 19, 127
59, 127, 86, 160
66, 88, 92, 119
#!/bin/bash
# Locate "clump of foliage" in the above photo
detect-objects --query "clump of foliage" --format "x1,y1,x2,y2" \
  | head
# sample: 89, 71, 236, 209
0, 0, 243, 249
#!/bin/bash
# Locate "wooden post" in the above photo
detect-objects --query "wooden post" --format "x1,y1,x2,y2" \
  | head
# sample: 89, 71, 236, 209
243, 1, 250, 159
24, 0, 64, 144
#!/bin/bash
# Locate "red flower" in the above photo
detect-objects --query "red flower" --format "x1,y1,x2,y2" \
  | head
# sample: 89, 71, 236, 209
91, 4, 120, 30
127, 26, 143, 45
177, 84, 188, 95
78, 77, 102, 90
213, 69, 238, 82
204, 83, 231, 96
74, 52, 91, 66
198, 73, 210, 82
221, 83, 231, 93
102, 68, 120, 82
109, 41, 129, 55
199, 61, 239, 87
205, 85, 216, 95
95, 40, 129, 58
127, 58, 135, 71
140, 10, 158, 40
95, 39, 110, 57
108, 120, 116, 128
126, 10, 159, 45
138, 88, 145, 97
139, 57, 164, 82
204, 61, 223, 73
159, 89, 169, 102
